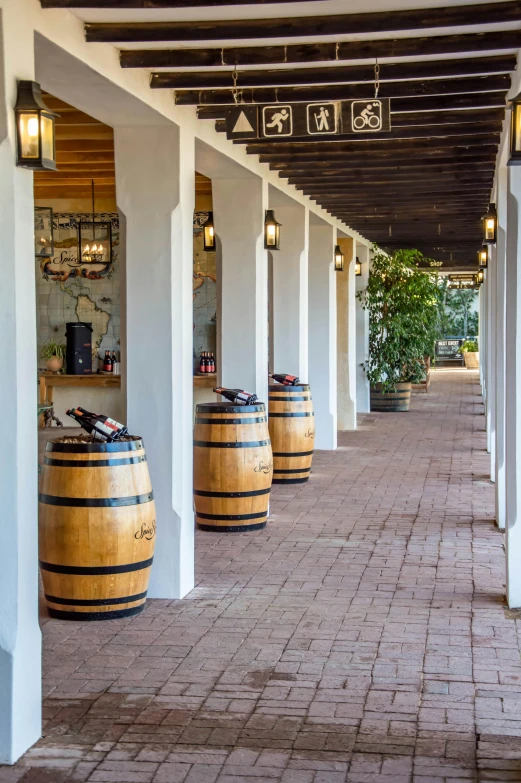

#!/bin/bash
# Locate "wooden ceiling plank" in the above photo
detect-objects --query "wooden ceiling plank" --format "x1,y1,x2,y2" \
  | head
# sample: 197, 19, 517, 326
85, 2, 521, 43
151, 54, 516, 90
122, 30, 521, 69
176, 74, 511, 105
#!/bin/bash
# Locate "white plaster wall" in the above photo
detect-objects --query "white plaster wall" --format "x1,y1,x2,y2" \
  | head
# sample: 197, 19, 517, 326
336, 236, 357, 431
355, 244, 371, 414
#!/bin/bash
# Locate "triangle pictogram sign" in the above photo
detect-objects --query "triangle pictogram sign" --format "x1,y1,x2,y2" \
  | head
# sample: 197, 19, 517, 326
232, 111, 255, 134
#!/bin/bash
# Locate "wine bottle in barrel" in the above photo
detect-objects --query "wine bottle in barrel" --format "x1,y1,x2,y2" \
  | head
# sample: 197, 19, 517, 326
269, 373, 300, 386
214, 387, 258, 406
66, 407, 128, 442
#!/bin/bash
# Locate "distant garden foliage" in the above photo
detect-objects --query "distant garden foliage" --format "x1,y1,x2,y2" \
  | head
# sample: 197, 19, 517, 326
357, 248, 441, 393
436, 277, 479, 338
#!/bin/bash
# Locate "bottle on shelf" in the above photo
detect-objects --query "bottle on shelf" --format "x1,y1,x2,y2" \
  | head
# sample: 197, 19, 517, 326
209, 352, 215, 373
103, 350, 113, 373
214, 387, 258, 406
112, 350, 117, 366
66, 406, 129, 442
269, 373, 300, 386
199, 351, 206, 374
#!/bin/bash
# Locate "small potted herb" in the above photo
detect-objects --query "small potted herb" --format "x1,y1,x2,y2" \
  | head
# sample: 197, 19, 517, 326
458, 339, 479, 369
41, 340, 66, 373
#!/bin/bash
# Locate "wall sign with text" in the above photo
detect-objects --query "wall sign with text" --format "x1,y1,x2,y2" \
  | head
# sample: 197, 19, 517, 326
225, 99, 391, 140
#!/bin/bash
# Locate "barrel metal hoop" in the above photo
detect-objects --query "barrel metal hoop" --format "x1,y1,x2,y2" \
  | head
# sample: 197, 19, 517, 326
47, 440, 143, 453
272, 450, 314, 457
194, 487, 271, 498
272, 477, 309, 484
43, 456, 147, 468
38, 492, 154, 507
196, 511, 267, 521
39, 557, 154, 576
47, 605, 146, 621
44, 591, 148, 607
269, 412, 313, 418
195, 416, 267, 424
197, 522, 266, 533
193, 440, 270, 448
273, 468, 311, 474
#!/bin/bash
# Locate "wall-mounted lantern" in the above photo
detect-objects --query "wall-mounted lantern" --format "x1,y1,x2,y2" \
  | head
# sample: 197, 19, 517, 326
482, 203, 497, 244
478, 245, 489, 269
34, 206, 54, 258
477, 269, 484, 285
203, 211, 215, 251
509, 91, 521, 165
264, 210, 281, 250
334, 245, 344, 272
15, 81, 58, 171
355, 257, 362, 276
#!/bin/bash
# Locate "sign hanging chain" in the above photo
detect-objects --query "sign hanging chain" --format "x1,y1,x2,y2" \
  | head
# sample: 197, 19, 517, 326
374, 58, 380, 99
232, 65, 241, 106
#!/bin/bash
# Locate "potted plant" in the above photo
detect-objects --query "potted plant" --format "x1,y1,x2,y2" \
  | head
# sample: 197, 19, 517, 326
458, 339, 479, 369
357, 248, 441, 412
41, 340, 66, 373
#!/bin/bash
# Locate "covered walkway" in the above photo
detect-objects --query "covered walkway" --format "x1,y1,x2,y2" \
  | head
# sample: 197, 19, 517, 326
3, 369, 517, 782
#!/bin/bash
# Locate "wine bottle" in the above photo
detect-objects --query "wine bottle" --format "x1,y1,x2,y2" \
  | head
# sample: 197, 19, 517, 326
67, 407, 129, 442
214, 387, 258, 406
204, 351, 210, 373
210, 352, 215, 373
269, 373, 300, 386
199, 352, 206, 374
112, 350, 117, 365
103, 350, 112, 373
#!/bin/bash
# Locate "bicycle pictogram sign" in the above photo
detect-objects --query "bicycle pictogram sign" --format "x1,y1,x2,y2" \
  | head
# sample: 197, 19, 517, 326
351, 100, 383, 132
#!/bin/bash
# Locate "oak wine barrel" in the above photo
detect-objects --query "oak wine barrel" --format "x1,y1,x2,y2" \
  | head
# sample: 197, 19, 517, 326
370, 382, 412, 412
39, 437, 156, 621
193, 402, 272, 531
268, 384, 314, 484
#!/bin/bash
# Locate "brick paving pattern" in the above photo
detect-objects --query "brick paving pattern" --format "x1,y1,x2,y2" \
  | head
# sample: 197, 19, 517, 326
3, 369, 518, 782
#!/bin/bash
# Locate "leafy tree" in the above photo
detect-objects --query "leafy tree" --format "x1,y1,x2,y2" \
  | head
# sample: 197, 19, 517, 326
357, 247, 441, 392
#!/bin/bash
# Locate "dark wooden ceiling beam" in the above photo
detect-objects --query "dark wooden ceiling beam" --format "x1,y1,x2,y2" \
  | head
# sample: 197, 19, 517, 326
283, 157, 497, 176
122, 30, 521, 69
175, 73, 510, 105
235, 123, 502, 147
253, 137, 500, 159
151, 54, 516, 90
85, 2, 521, 43
288, 167, 495, 181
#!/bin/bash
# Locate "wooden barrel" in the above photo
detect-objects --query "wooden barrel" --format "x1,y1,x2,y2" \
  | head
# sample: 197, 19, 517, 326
370, 382, 412, 412
194, 402, 272, 531
38, 437, 156, 621
268, 384, 314, 484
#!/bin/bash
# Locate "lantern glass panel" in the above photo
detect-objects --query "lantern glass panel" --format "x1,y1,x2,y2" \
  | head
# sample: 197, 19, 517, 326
204, 224, 215, 248
34, 207, 54, 258
19, 113, 39, 158
355, 259, 362, 276
484, 218, 496, 242
41, 115, 54, 161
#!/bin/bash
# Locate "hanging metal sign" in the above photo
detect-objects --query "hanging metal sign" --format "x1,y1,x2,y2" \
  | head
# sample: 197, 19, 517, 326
225, 99, 391, 141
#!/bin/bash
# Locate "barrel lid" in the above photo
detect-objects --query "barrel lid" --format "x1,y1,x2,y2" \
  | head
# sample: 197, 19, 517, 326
196, 402, 265, 413
268, 384, 310, 392
47, 438, 143, 453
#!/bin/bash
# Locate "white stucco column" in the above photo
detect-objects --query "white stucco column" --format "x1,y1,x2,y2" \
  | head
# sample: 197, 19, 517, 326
270, 201, 309, 381
355, 244, 370, 414
505, 163, 521, 607
213, 176, 269, 403
480, 283, 487, 400
0, 5, 42, 764
487, 245, 497, 476
308, 221, 337, 450
496, 167, 508, 529
115, 124, 195, 600
336, 236, 357, 431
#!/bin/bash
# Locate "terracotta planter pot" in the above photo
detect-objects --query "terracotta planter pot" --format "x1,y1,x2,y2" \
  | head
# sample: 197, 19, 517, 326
370, 382, 412, 413
45, 355, 64, 373
463, 351, 479, 369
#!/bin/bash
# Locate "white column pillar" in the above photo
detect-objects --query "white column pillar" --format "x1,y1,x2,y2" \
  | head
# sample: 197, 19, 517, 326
480, 284, 487, 399
496, 167, 508, 529
213, 176, 268, 403
505, 164, 521, 607
308, 222, 337, 450
271, 203, 308, 380
115, 124, 195, 600
487, 245, 497, 475
0, 5, 42, 763
356, 245, 370, 414
336, 236, 357, 430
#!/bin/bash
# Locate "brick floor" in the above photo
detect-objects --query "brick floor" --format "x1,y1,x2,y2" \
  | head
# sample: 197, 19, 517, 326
3, 368, 519, 782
